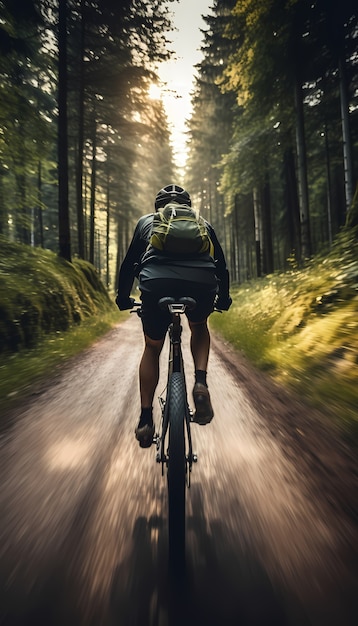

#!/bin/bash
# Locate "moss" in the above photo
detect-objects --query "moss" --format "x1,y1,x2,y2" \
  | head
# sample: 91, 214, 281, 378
0, 236, 115, 355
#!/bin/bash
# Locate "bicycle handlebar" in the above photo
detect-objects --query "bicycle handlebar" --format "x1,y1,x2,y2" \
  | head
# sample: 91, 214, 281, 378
129, 302, 142, 317
130, 301, 223, 314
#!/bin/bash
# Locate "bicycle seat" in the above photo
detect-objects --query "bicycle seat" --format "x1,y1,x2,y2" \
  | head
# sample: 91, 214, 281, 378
158, 297, 196, 311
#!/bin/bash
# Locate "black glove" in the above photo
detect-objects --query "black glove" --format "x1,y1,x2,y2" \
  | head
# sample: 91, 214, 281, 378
115, 295, 135, 311
215, 294, 232, 311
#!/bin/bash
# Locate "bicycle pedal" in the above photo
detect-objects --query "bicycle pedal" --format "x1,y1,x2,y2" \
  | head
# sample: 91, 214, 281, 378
187, 453, 198, 463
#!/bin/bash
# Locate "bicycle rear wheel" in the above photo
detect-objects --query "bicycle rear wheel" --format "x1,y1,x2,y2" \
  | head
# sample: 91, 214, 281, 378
167, 371, 187, 574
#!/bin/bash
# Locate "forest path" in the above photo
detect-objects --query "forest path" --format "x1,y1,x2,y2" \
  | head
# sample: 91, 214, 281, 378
0, 316, 357, 626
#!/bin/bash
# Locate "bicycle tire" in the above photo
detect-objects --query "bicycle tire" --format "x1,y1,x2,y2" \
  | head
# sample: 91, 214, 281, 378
167, 371, 186, 573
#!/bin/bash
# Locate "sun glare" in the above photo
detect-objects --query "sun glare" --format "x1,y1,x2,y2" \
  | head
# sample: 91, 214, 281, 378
148, 83, 162, 100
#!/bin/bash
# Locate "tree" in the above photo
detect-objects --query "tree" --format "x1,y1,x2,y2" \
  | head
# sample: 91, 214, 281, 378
64, 0, 176, 276
186, 0, 237, 265
0, 0, 55, 245
215, 0, 357, 271
58, 0, 71, 261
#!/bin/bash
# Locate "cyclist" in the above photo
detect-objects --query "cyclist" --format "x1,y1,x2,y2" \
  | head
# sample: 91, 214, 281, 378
116, 184, 232, 447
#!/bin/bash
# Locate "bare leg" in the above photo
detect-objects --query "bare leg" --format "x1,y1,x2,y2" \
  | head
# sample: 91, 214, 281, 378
188, 319, 210, 371
139, 335, 165, 408
188, 319, 214, 424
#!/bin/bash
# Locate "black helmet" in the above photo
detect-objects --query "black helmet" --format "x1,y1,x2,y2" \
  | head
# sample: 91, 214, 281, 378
154, 184, 191, 210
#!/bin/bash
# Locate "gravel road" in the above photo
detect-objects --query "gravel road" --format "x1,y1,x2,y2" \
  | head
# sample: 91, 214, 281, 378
0, 316, 357, 626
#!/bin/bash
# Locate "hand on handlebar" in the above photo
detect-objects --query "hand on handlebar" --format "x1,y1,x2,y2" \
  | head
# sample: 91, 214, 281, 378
115, 295, 135, 311
214, 294, 232, 311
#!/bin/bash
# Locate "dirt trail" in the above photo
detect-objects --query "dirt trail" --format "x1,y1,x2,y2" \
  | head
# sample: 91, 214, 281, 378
0, 317, 357, 626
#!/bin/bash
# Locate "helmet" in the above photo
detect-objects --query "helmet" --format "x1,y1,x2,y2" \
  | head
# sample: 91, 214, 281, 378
154, 184, 191, 210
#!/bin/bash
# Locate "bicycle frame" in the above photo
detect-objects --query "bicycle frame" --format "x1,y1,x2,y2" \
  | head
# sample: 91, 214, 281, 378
132, 296, 197, 572
156, 301, 197, 483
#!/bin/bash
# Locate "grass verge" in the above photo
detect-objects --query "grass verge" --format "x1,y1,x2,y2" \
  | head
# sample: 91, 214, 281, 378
0, 308, 127, 412
210, 228, 358, 446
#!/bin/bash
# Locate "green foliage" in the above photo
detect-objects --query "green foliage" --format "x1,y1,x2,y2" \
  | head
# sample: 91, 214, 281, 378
0, 308, 124, 410
211, 227, 358, 440
346, 184, 358, 228
0, 0, 56, 239
0, 0, 176, 275
0, 236, 115, 354
187, 0, 357, 278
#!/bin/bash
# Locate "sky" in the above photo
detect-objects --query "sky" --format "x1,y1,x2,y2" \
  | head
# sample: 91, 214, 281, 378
156, 0, 213, 173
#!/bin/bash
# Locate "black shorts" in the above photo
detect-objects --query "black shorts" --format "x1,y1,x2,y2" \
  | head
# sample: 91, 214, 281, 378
139, 278, 217, 340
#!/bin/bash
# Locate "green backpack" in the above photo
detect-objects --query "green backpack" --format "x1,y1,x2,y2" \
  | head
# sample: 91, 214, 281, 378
149, 203, 214, 256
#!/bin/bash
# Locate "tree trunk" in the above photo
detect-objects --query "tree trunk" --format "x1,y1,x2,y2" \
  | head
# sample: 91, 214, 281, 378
75, 0, 85, 259
89, 123, 97, 265
294, 77, 311, 260
339, 54, 354, 217
233, 194, 240, 283
0, 166, 8, 236
283, 146, 301, 263
253, 188, 261, 278
58, 0, 71, 261
15, 172, 31, 245
261, 175, 274, 275
115, 215, 121, 291
106, 169, 110, 288
323, 122, 333, 246
35, 161, 44, 248
346, 184, 358, 228
96, 228, 101, 275
83, 170, 88, 257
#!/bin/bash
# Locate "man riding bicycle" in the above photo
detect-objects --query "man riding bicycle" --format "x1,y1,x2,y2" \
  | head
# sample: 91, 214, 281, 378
116, 184, 232, 447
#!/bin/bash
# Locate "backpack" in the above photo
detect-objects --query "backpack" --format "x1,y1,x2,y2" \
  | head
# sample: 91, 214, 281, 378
149, 203, 214, 256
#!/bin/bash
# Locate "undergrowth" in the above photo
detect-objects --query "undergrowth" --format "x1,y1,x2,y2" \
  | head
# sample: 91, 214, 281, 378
0, 237, 123, 407
1, 230, 357, 445
0, 236, 114, 353
0, 309, 124, 411
210, 227, 358, 443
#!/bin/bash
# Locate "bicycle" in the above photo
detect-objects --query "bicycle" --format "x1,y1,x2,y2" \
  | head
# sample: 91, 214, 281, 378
133, 296, 198, 574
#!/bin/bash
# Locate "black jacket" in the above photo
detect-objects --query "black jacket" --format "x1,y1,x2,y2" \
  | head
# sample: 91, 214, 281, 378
117, 213, 230, 300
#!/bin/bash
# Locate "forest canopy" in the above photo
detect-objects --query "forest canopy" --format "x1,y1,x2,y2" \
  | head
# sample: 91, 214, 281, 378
0, 0, 357, 288
186, 0, 357, 281
0, 0, 176, 284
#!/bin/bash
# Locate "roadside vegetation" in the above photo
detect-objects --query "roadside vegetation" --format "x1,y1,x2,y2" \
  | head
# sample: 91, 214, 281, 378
0, 237, 123, 408
211, 227, 358, 445
1, 230, 357, 447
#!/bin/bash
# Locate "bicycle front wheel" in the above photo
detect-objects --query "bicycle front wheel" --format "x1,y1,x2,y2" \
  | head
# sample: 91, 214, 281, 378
167, 371, 187, 574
